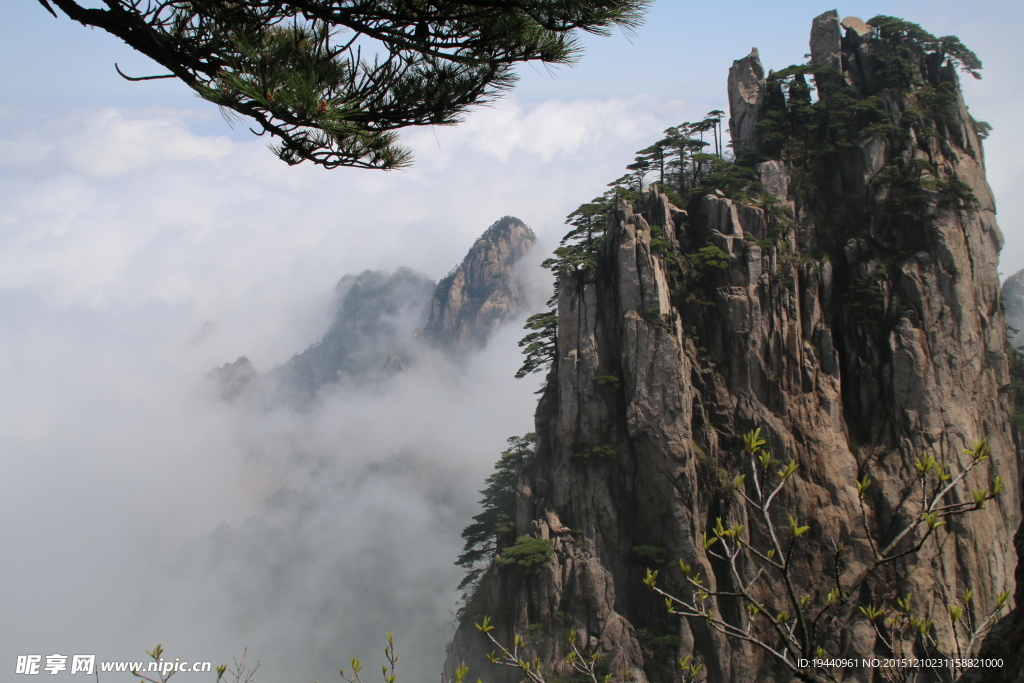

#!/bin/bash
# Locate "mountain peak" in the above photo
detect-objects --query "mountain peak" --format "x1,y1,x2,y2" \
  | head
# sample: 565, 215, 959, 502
422, 216, 536, 351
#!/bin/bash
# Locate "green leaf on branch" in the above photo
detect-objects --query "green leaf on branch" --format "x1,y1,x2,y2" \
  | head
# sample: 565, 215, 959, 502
779, 460, 799, 479
910, 616, 934, 634
788, 515, 810, 538
915, 453, 937, 478
859, 605, 886, 621
743, 428, 766, 454
963, 438, 990, 461
856, 475, 872, 497
922, 511, 946, 530
713, 517, 727, 538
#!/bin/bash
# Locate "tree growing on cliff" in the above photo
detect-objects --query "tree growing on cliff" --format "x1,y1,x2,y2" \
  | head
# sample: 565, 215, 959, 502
457, 433, 536, 593
37, 0, 650, 169
516, 312, 558, 379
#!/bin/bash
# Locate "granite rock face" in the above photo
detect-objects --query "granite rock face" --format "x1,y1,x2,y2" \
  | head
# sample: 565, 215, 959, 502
727, 48, 765, 155
965, 271, 1024, 678
810, 10, 843, 79
447, 13, 1019, 683
963, 508, 1024, 680
422, 216, 536, 351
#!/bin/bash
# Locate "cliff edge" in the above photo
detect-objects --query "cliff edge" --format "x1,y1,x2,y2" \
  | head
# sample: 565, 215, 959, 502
447, 11, 1020, 683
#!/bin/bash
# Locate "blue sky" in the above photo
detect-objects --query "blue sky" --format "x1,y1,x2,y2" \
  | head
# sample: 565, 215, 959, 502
3, 1, 1021, 270
1, 2, 1021, 680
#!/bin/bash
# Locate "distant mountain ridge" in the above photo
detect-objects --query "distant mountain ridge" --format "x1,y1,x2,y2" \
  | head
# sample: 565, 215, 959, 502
269, 267, 435, 401
210, 217, 537, 402
1003, 269, 1024, 349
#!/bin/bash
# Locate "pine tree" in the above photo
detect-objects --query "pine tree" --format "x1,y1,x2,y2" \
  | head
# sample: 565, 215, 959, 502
38, 0, 650, 169
456, 434, 536, 592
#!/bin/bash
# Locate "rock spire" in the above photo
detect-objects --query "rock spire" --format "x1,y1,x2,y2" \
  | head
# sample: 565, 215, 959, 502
447, 11, 1019, 683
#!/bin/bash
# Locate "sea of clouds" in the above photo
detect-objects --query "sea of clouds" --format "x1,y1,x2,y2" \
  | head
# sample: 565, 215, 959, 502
0, 95, 700, 682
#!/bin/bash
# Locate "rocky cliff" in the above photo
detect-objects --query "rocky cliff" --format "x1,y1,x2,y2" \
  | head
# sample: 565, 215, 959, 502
422, 216, 537, 351
447, 11, 1019, 683
965, 280, 1024, 677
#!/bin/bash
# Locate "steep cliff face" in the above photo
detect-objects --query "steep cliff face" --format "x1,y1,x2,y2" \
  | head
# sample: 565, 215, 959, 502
967, 284, 1024, 676
448, 12, 1019, 683
964, 501, 1024, 681
423, 216, 537, 351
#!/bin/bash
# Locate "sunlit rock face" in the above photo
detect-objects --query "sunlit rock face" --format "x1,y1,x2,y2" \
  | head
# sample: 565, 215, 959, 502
422, 216, 537, 352
727, 48, 765, 155
447, 12, 1020, 683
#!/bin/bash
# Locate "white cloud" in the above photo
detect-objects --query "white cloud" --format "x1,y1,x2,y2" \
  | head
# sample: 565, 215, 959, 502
61, 108, 234, 178
0, 96, 682, 681
404, 95, 693, 166
0, 97, 694, 362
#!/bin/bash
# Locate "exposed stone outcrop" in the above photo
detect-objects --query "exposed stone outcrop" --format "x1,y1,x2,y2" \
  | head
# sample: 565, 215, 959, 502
727, 48, 765, 155
965, 274, 1024, 679
810, 10, 843, 79
422, 216, 536, 351
840, 15, 872, 45
962, 497, 1024, 680
447, 12, 1019, 683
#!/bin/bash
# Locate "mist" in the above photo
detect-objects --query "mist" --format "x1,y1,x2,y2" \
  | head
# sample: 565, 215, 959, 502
4, 3, 1024, 682
158, 318, 551, 682
0, 250, 550, 682
2, 97, 677, 682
